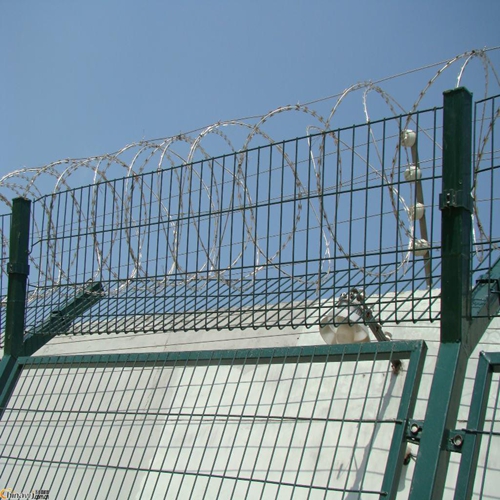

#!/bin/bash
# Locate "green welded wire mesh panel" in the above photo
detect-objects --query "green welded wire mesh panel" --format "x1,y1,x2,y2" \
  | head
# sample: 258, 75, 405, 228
0, 96, 496, 348
0, 212, 10, 348
20, 107, 445, 340
453, 352, 500, 500
468, 374, 500, 499
0, 342, 424, 499
471, 94, 500, 320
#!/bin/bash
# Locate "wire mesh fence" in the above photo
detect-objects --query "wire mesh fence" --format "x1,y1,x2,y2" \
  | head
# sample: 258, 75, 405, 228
469, 377, 500, 500
11, 107, 445, 341
0, 341, 425, 500
452, 352, 500, 500
0, 97, 495, 344
471, 95, 500, 320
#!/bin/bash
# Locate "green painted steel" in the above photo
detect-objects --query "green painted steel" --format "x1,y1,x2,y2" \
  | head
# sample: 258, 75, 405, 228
18, 339, 423, 367
0, 340, 426, 499
410, 343, 469, 499
453, 352, 497, 500
4, 198, 31, 357
410, 88, 473, 500
0, 213, 11, 349
23, 281, 104, 356
439, 87, 473, 344
380, 339, 427, 499
1, 199, 30, 420
0, 355, 21, 419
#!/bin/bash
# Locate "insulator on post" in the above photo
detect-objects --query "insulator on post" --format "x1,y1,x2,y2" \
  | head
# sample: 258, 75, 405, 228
412, 238, 430, 256
404, 164, 422, 182
409, 202, 425, 221
401, 129, 416, 148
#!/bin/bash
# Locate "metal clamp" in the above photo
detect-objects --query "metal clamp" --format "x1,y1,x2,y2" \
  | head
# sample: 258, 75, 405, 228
341, 288, 392, 342
445, 429, 466, 453
439, 189, 472, 212
7, 262, 30, 276
406, 420, 424, 443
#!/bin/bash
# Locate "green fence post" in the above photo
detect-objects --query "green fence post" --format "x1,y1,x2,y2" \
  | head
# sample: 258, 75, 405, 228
0, 198, 31, 418
0, 355, 21, 418
4, 197, 31, 357
439, 87, 473, 344
409, 88, 472, 499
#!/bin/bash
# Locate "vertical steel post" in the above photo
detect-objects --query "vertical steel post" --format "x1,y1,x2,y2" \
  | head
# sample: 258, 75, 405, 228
440, 88, 472, 344
0, 198, 30, 419
409, 88, 472, 499
4, 197, 31, 356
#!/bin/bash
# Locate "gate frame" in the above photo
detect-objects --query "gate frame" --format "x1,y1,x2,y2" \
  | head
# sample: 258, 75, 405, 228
454, 351, 500, 500
1, 341, 426, 499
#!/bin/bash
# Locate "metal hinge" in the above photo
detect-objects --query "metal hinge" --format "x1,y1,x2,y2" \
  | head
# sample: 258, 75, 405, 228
405, 422, 466, 454
445, 429, 466, 453
406, 420, 424, 443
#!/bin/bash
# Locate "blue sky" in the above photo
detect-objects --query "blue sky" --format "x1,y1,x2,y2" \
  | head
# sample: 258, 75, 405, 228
1, 1, 499, 182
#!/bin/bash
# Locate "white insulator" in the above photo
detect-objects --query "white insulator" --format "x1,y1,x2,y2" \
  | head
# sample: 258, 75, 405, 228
401, 129, 416, 148
409, 202, 425, 221
404, 164, 422, 182
412, 238, 430, 256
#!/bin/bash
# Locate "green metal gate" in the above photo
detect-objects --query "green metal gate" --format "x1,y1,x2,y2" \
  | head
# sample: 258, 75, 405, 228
453, 352, 500, 500
0, 343, 425, 499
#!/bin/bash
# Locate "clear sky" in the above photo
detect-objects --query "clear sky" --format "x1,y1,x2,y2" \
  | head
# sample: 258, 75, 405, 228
1, 0, 499, 181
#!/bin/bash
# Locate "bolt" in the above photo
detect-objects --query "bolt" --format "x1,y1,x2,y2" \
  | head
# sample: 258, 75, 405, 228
410, 423, 420, 435
452, 434, 464, 448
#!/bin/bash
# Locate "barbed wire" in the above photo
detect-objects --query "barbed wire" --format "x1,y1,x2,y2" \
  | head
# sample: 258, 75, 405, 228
1, 48, 499, 297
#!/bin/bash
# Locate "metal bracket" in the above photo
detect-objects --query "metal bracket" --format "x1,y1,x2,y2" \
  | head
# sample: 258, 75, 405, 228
340, 288, 392, 342
406, 421, 466, 453
439, 189, 472, 211
445, 429, 466, 453
335, 288, 402, 373
406, 420, 424, 443
7, 262, 30, 276
23, 281, 104, 356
